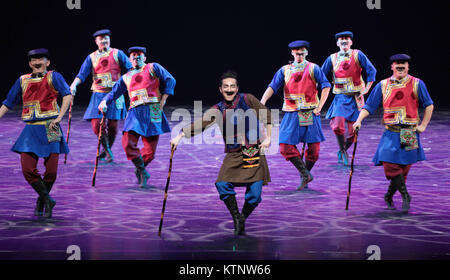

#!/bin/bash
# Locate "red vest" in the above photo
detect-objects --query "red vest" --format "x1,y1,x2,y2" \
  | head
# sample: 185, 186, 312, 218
282, 62, 318, 112
90, 48, 121, 92
20, 71, 60, 121
331, 49, 364, 94
123, 63, 160, 108
381, 75, 420, 125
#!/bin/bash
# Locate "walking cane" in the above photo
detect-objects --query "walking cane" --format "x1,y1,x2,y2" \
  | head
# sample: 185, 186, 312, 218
158, 147, 175, 237
64, 102, 73, 164
345, 127, 359, 210
92, 113, 106, 187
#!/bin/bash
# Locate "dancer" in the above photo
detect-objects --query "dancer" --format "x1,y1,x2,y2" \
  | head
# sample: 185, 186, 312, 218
321, 31, 376, 165
353, 54, 434, 213
99, 46, 175, 187
171, 71, 272, 235
70, 29, 132, 162
0, 48, 73, 218
260, 40, 331, 190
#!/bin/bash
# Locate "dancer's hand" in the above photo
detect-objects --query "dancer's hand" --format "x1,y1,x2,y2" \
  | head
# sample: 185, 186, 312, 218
313, 108, 321, 116
259, 138, 271, 150
353, 121, 362, 131
98, 100, 108, 113
170, 133, 184, 151
70, 84, 77, 96
416, 123, 427, 133
49, 117, 62, 131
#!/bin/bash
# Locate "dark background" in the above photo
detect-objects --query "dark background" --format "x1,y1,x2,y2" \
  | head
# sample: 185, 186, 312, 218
1, 0, 449, 109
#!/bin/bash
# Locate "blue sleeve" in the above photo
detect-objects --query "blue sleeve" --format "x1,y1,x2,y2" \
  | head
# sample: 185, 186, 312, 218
357, 51, 376, 82
417, 80, 433, 108
153, 63, 176, 95
313, 65, 331, 89
104, 76, 127, 104
320, 56, 333, 77
268, 66, 285, 94
118, 50, 132, 72
2, 78, 22, 109
362, 82, 383, 114
75, 55, 92, 83
51, 72, 71, 96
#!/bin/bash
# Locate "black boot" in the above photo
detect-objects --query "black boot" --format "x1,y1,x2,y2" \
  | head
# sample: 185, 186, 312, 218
223, 195, 243, 235
239, 202, 256, 235
384, 181, 397, 210
304, 160, 315, 189
132, 156, 150, 187
30, 179, 55, 218
100, 135, 114, 163
393, 175, 411, 213
336, 134, 348, 165
289, 156, 313, 191
344, 137, 354, 151
35, 181, 55, 216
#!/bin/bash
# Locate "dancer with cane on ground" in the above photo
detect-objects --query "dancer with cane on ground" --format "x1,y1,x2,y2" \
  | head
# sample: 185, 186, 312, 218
92, 113, 106, 187
171, 71, 272, 236
158, 147, 175, 237
345, 127, 359, 210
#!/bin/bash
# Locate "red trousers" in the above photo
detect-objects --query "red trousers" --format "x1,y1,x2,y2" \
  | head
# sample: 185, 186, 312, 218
330, 116, 355, 143
279, 143, 320, 162
91, 119, 118, 137
21, 152, 59, 184
382, 162, 412, 183
122, 131, 159, 166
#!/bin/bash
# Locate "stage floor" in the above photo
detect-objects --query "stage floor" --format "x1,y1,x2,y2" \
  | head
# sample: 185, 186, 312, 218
0, 107, 449, 260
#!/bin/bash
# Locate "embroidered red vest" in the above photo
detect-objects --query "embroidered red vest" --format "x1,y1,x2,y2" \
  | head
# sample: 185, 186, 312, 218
331, 49, 364, 94
90, 48, 121, 92
123, 63, 160, 108
282, 62, 318, 112
20, 71, 60, 121
382, 75, 420, 125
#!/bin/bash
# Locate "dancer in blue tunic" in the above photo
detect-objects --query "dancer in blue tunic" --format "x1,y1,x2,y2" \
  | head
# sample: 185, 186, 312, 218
353, 54, 434, 213
0, 49, 73, 218
99, 46, 176, 187
322, 31, 376, 165
70, 29, 132, 162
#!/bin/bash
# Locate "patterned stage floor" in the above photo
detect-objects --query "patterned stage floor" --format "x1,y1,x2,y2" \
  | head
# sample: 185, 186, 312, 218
0, 107, 449, 260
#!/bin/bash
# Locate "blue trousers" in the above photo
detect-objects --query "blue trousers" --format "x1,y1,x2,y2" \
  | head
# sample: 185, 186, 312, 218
215, 180, 263, 207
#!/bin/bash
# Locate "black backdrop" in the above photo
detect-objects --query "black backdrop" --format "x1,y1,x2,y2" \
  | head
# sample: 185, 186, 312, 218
1, 0, 449, 109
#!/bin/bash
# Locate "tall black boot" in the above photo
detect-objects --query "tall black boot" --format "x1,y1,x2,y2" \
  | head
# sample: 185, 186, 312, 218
344, 137, 354, 151
336, 134, 348, 165
223, 195, 242, 235
289, 156, 313, 191
132, 156, 150, 187
30, 179, 55, 218
384, 181, 397, 210
239, 202, 256, 235
34, 181, 55, 216
100, 135, 114, 163
304, 160, 315, 189
393, 174, 411, 213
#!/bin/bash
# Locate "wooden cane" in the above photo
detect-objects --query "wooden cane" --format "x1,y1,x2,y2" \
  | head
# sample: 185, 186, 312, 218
158, 147, 175, 237
345, 127, 359, 210
64, 102, 73, 164
92, 113, 106, 187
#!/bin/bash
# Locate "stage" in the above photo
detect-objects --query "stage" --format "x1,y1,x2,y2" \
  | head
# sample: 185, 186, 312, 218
0, 107, 449, 260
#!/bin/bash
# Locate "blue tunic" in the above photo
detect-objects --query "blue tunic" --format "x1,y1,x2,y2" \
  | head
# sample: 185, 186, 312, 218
2, 72, 71, 157
268, 62, 331, 144
321, 50, 377, 122
103, 63, 176, 137
363, 79, 434, 166
75, 48, 132, 120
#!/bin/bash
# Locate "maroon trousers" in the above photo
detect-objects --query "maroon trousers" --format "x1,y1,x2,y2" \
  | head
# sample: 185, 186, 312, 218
279, 143, 320, 162
382, 162, 412, 183
122, 131, 159, 166
21, 152, 59, 185
330, 116, 356, 143
90, 119, 118, 137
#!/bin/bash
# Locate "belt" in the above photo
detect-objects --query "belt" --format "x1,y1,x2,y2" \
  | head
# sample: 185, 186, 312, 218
27, 120, 49, 125
385, 125, 416, 132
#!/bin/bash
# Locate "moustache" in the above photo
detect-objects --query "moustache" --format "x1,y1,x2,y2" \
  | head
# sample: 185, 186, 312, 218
395, 67, 406, 71
225, 91, 235, 96
32, 64, 43, 68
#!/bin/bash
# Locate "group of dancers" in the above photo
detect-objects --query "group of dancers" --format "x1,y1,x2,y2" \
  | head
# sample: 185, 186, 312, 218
0, 29, 433, 236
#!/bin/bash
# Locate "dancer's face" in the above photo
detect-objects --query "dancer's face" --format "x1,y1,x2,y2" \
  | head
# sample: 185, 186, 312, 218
219, 78, 239, 102
129, 51, 146, 68
391, 62, 409, 79
337, 36, 353, 51
29, 57, 50, 74
291, 47, 308, 63
95, 35, 110, 51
